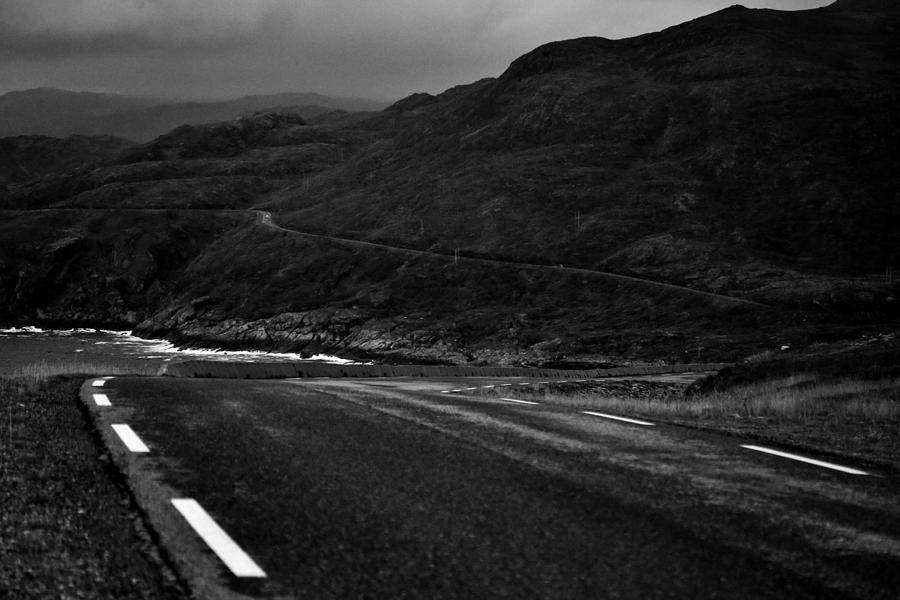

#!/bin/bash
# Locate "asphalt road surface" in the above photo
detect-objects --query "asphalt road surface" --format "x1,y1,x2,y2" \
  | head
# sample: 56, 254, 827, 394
82, 375, 899, 599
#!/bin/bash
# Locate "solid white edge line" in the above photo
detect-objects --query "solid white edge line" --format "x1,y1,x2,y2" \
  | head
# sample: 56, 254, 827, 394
92, 393, 111, 407
582, 411, 654, 426
111, 424, 150, 452
500, 397, 540, 405
171, 499, 267, 578
741, 445, 868, 475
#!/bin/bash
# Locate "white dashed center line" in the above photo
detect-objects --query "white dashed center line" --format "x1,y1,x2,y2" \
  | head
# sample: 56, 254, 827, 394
171, 499, 267, 578
440, 390, 451, 394
500, 383, 513, 387
464, 387, 478, 391
741, 445, 868, 475
500, 398, 540, 405
91, 379, 107, 387
582, 411, 655, 426
450, 389, 462, 393
482, 385, 495, 389
92, 393, 111, 407
111, 424, 150, 453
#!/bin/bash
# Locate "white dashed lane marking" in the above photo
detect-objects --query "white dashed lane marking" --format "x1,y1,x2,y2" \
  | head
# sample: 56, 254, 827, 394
111, 424, 150, 453
741, 445, 868, 476
499, 398, 540, 406
500, 383, 513, 387
91, 379, 107, 387
582, 411, 655, 427
171, 499, 267, 578
464, 387, 479, 391
92, 393, 111, 407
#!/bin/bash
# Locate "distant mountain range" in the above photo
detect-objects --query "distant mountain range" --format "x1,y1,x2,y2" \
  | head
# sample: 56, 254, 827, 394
0, 88, 388, 141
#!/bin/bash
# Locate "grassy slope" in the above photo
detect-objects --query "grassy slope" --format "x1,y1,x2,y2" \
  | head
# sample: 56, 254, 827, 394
135, 218, 779, 363
0, 376, 186, 599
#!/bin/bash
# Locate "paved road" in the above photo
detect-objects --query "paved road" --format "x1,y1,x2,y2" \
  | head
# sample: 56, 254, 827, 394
83, 374, 899, 599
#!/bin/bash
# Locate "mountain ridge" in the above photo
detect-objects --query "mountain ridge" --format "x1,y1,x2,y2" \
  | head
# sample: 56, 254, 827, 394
0, 88, 388, 141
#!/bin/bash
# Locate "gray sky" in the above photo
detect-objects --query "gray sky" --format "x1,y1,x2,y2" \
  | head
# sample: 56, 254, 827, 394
0, 0, 833, 102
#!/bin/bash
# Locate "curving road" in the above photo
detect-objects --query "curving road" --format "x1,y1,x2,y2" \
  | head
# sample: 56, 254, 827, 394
83, 373, 899, 599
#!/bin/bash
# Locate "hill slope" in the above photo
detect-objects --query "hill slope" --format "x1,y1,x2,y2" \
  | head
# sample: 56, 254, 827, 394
0, 0, 896, 365
271, 0, 898, 282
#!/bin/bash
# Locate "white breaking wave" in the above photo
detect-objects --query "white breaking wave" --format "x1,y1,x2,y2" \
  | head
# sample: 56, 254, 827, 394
0, 327, 357, 364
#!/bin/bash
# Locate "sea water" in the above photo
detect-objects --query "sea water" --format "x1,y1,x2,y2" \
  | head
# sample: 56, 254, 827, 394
0, 327, 355, 376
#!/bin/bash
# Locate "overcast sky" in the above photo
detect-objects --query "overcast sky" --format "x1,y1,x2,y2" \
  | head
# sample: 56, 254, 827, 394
0, 0, 833, 102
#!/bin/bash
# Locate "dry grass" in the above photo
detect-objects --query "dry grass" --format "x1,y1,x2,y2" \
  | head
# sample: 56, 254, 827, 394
702, 376, 900, 421
500, 375, 900, 422
493, 375, 900, 463
8, 359, 158, 389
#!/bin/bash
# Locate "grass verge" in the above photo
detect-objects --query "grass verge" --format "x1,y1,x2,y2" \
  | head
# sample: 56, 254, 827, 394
8, 359, 159, 389
492, 376, 900, 468
0, 375, 186, 599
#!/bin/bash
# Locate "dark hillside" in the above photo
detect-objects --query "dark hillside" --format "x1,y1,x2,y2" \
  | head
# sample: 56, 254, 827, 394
1, 112, 373, 210
0, 135, 134, 189
0, 210, 247, 328
272, 0, 898, 287
0, 0, 896, 365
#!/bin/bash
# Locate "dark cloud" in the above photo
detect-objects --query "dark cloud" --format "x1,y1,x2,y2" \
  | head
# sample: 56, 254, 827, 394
0, 0, 834, 101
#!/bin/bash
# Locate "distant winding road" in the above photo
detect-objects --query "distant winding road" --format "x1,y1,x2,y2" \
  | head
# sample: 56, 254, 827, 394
253, 210, 764, 307
3, 207, 764, 307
